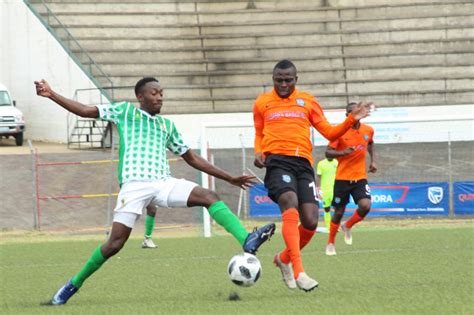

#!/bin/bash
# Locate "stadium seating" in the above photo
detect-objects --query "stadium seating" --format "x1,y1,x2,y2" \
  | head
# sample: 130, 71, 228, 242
30, 0, 474, 113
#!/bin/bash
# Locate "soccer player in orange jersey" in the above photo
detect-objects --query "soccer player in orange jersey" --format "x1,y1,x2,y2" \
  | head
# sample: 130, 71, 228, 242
325, 102, 377, 256
253, 59, 372, 291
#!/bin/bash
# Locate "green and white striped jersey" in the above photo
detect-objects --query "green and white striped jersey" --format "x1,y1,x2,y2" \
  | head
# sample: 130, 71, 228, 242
97, 102, 189, 184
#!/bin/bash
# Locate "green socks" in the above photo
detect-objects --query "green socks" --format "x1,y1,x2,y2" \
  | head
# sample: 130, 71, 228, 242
144, 214, 155, 238
208, 200, 248, 246
71, 245, 107, 288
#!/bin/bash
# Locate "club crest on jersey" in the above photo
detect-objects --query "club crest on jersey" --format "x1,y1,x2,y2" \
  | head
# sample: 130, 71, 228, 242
363, 134, 369, 141
282, 174, 291, 183
296, 98, 305, 106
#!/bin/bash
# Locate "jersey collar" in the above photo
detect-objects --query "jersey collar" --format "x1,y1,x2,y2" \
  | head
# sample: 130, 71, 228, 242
271, 88, 298, 100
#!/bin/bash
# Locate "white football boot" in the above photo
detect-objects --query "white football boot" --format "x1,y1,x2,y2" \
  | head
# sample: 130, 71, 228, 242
141, 237, 157, 248
296, 272, 319, 292
325, 243, 337, 256
273, 254, 297, 289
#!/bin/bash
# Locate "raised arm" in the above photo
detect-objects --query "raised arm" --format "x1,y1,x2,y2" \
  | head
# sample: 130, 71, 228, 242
34, 79, 99, 118
313, 102, 372, 141
181, 149, 256, 189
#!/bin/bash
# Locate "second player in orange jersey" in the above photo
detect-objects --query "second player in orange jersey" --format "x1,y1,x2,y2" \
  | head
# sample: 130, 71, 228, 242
325, 102, 377, 256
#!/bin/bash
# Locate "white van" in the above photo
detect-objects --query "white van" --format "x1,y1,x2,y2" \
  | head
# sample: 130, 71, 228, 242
0, 83, 25, 146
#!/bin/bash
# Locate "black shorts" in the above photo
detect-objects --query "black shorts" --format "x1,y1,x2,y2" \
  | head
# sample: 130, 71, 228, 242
332, 179, 371, 207
264, 154, 318, 205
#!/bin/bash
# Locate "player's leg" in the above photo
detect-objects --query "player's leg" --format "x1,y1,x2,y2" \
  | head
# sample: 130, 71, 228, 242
276, 195, 318, 291
49, 181, 150, 305
50, 217, 135, 305
265, 155, 317, 291
278, 172, 318, 270
142, 205, 157, 248
166, 178, 275, 254
341, 180, 372, 245
326, 180, 350, 256
322, 190, 334, 229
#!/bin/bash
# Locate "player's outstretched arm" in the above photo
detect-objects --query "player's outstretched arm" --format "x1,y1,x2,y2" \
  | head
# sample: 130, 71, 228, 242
313, 102, 373, 141
181, 149, 256, 189
34, 79, 99, 118
325, 145, 354, 158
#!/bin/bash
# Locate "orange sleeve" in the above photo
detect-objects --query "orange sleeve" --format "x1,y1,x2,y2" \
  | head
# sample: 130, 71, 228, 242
253, 100, 264, 153
329, 139, 339, 149
314, 113, 356, 141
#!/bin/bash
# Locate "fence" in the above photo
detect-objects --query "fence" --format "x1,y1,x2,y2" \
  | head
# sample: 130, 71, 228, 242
200, 112, 474, 235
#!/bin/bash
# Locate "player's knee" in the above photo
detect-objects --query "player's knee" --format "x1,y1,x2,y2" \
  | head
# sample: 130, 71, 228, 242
102, 238, 126, 258
332, 208, 345, 223
301, 220, 317, 231
277, 191, 298, 210
358, 199, 371, 215
202, 189, 220, 207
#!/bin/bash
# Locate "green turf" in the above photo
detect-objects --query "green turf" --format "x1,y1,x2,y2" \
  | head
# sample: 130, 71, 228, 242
1, 224, 473, 314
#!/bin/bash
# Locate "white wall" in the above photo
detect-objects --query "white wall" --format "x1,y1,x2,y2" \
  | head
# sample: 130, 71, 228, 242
0, 1, 104, 143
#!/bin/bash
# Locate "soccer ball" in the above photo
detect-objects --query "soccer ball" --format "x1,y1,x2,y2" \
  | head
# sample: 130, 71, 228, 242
227, 253, 262, 287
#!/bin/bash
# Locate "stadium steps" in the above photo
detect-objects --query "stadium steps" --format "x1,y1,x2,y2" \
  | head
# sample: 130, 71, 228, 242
68, 119, 111, 149
31, 0, 474, 112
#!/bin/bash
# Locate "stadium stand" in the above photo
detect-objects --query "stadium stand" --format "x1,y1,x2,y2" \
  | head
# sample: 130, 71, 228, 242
27, 0, 474, 113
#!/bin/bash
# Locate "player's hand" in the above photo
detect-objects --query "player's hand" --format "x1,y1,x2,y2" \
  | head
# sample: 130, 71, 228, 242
343, 147, 355, 155
229, 175, 257, 189
34, 79, 53, 98
253, 153, 266, 168
351, 102, 375, 121
369, 161, 377, 173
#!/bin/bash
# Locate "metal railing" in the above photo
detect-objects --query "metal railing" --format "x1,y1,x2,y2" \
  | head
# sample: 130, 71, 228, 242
23, 0, 114, 102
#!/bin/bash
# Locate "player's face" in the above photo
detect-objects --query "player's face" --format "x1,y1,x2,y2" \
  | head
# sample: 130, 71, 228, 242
137, 82, 163, 115
272, 67, 297, 99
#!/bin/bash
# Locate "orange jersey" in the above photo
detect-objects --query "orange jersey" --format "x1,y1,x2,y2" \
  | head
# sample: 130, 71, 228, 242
253, 88, 357, 165
329, 123, 374, 180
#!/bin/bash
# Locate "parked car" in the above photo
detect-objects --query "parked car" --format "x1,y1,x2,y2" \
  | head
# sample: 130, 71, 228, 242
0, 83, 25, 146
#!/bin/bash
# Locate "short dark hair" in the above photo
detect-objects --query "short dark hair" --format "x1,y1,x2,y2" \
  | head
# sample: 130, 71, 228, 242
273, 59, 297, 72
135, 77, 159, 96
346, 102, 358, 113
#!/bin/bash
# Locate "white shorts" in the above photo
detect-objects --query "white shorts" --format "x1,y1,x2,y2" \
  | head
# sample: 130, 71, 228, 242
113, 178, 198, 228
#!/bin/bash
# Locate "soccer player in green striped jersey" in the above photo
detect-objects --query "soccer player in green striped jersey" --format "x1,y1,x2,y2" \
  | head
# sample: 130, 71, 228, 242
35, 77, 276, 305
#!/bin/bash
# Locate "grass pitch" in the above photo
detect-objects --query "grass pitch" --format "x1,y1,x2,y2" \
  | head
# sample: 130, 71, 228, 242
1, 221, 473, 314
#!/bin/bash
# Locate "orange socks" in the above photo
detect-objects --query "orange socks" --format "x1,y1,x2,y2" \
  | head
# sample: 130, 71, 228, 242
346, 210, 364, 228
279, 224, 316, 264
328, 221, 340, 244
281, 208, 304, 278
